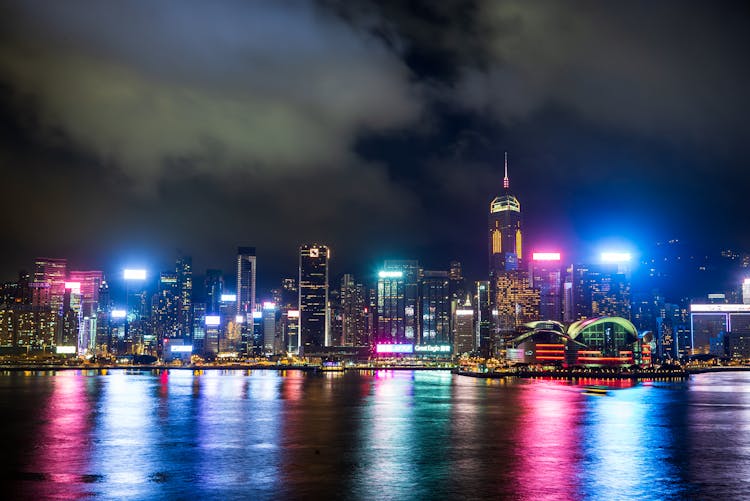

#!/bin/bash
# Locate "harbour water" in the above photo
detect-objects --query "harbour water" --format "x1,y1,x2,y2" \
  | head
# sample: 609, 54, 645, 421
2, 369, 749, 500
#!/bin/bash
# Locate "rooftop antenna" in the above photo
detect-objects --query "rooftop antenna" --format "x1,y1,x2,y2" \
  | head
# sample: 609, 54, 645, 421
503, 151, 509, 189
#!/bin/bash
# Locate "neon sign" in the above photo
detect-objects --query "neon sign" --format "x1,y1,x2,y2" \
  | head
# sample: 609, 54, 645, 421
376, 343, 413, 354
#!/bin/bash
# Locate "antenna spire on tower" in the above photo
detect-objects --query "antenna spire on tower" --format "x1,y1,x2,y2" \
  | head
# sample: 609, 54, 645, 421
503, 151, 509, 189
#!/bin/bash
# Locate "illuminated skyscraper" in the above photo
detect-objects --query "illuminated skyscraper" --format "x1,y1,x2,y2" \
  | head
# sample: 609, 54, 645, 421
454, 295, 475, 355
176, 256, 193, 338
376, 260, 420, 350
60, 283, 81, 349
529, 253, 563, 321
493, 271, 540, 334
377, 269, 406, 347
298, 244, 330, 354
236, 247, 256, 321
476, 281, 492, 357
155, 272, 180, 342
568, 263, 631, 320
261, 301, 278, 354
67, 270, 104, 355
284, 310, 300, 354
449, 260, 465, 301
488, 153, 522, 276
205, 269, 224, 315
192, 302, 207, 353
33, 257, 67, 313
420, 270, 451, 347
340, 274, 367, 347
67, 270, 103, 318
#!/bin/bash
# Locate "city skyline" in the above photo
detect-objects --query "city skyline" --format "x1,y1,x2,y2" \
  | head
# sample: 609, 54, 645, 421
1, 2, 750, 285
3, 3, 750, 500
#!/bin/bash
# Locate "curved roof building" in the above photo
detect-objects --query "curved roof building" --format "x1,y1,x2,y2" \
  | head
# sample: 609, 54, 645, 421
507, 316, 645, 367
568, 317, 639, 366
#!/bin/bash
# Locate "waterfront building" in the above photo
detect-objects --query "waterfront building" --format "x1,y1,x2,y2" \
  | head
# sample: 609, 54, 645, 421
420, 270, 451, 350
299, 244, 330, 355
507, 317, 643, 367
340, 274, 368, 347
261, 301, 278, 355
568, 317, 640, 366
284, 309, 300, 354
453, 296, 475, 355
375, 260, 420, 354
506, 320, 584, 366
689, 303, 750, 357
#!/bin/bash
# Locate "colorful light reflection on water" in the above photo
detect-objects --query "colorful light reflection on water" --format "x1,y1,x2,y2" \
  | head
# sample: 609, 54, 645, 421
1, 370, 749, 499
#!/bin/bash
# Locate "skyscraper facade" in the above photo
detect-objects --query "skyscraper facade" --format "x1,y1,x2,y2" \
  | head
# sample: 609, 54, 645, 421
420, 270, 451, 347
493, 271, 540, 334
475, 281, 492, 357
340, 274, 367, 347
298, 244, 330, 354
488, 154, 522, 276
236, 247, 257, 319
155, 272, 180, 342
33, 258, 67, 314
453, 296, 475, 355
176, 256, 193, 338
205, 269, 224, 315
67, 270, 103, 319
529, 253, 563, 321
376, 260, 421, 351
568, 264, 632, 320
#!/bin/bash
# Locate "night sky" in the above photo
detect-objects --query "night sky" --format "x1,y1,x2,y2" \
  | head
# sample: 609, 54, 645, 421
1, 1, 749, 290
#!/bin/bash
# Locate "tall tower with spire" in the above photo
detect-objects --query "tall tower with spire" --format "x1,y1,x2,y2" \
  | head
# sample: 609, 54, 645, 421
488, 152, 522, 276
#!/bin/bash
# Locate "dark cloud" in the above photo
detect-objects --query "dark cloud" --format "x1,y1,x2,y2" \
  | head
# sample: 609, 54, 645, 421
455, 1, 750, 152
0, 1, 422, 183
1, 0, 749, 290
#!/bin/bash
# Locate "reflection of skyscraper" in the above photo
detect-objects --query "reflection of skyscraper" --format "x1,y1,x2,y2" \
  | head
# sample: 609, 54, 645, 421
488, 153, 522, 276
236, 247, 257, 317
299, 244, 330, 354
